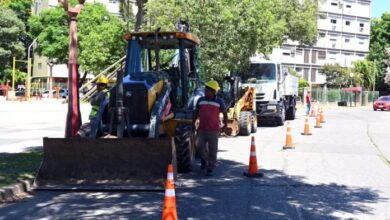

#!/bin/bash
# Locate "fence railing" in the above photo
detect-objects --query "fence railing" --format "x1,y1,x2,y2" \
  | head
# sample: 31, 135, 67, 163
299, 87, 380, 106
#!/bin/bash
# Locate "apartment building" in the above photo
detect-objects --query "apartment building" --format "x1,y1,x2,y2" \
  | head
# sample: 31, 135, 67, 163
271, 0, 371, 84
31, 0, 121, 89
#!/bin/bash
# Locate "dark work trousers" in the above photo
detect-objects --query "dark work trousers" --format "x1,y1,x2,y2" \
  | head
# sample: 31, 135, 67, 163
197, 130, 220, 170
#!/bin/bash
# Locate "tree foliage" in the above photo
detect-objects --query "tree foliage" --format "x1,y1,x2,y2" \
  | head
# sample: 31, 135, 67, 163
367, 12, 390, 91
144, 0, 318, 80
353, 60, 376, 90
1, 0, 33, 55
0, 6, 26, 84
320, 64, 352, 88
28, 2, 126, 74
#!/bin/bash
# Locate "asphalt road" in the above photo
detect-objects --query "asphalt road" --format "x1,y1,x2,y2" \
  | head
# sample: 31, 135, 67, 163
0, 100, 389, 219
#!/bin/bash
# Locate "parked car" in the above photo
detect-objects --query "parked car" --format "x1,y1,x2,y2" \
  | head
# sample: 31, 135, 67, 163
15, 88, 25, 97
373, 96, 390, 111
42, 89, 68, 98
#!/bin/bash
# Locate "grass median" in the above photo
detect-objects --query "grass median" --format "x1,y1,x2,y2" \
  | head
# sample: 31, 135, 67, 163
0, 149, 43, 187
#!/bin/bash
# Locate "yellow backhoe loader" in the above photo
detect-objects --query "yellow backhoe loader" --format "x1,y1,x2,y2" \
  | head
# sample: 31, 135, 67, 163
35, 28, 203, 190
220, 76, 257, 136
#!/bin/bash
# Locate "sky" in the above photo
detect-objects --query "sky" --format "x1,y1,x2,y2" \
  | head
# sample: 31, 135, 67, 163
372, 0, 390, 18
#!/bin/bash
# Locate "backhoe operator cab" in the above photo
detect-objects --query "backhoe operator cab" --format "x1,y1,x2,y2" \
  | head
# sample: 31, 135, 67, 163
108, 31, 203, 138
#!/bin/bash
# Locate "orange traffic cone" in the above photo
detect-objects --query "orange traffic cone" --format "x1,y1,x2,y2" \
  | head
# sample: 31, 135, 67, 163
244, 136, 263, 177
314, 114, 322, 128
301, 117, 312, 135
283, 122, 294, 149
162, 164, 178, 220
320, 109, 326, 123
310, 106, 316, 117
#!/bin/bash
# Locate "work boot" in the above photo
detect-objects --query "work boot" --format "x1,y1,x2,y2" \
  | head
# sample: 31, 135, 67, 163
201, 159, 206, 170
205, 169, 213, 177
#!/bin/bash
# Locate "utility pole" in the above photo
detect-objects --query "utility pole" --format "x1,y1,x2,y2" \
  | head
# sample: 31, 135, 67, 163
27, 38, 37, 99
59, 0, 85, 137
47, 60, 55, 98
373, 60, 376, 92
12, 57, 16, 92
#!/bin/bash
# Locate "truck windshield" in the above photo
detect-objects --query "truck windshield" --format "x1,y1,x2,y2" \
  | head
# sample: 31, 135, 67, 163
242, 63, 276, 83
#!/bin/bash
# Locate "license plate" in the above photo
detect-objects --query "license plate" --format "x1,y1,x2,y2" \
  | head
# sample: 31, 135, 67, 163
267, 105, 276, 110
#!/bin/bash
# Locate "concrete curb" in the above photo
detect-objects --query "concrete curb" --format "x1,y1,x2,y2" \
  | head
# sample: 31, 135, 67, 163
0, 179, 36, 203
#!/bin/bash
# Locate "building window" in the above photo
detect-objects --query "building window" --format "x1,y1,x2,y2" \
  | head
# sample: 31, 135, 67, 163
38, 63, 42, 69
296, 49, 303, 55
282, 52, 291, 56
359, 41, 364, 45
311, 69, 317, 82
360, 23, 364, 27
330, 38, 336, 42
330, 19, 337, 24
357, 54, 365, 57
296, 67, 302, 72
345, 38, 350, 43
109, 0, 118, 3
319, 33, 326, 38
318, 51, 326, 60
346, 4, 351, 8
345, 21, 351, 26
329, 52, 337, 60
331, 2, 338, 6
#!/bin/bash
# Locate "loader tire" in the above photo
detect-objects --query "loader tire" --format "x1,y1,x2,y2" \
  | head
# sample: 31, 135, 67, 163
175, 123, 194, 173
286, 106, 296, 120
251, 112, 258, 133
239, 111, 251, 136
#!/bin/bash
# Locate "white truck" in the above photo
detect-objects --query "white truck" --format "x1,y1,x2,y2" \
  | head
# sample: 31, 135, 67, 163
241, 60, 299, 126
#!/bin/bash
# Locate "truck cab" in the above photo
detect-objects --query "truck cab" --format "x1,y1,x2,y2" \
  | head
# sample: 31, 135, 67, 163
241, 61, 298, 126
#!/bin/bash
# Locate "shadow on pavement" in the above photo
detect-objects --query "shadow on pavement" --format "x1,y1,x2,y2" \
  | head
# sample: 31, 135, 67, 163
0, 159, 386, 219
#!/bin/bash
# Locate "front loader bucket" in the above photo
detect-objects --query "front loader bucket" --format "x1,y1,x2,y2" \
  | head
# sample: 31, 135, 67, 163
35, 137, 176, 191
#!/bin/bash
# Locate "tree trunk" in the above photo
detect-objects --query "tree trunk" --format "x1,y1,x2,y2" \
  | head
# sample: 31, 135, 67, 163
135, 0, 146, 32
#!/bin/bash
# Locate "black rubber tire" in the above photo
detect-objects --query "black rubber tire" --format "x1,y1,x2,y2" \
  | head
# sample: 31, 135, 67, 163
276, 103, 285, 126
251, 112, 258, 133
175, 123, 194, 173
286, 106, 296, 120
374, 108, 377, 111
239, 111, 252, 136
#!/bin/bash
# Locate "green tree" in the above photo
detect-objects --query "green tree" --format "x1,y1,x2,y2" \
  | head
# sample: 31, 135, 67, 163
353, 60, 375, 90
0, 6, 26, 84
144, 0, 318, 80
279, 0, 318, 45
320, 64, 352, 88
28, 2, 126, 75
367, 12, 390, 91
1, 0, 33, 56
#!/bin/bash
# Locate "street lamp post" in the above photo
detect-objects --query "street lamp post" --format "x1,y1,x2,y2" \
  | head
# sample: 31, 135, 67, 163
27, 38, 37, 98
349, 72, 354, 87
47, 60, 55, 98
349, 72, 354, 107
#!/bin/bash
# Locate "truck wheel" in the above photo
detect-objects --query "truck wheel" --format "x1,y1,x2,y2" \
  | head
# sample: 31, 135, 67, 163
276, 104, 285, 126
286, 106, 296, 120
239, 111, 251, 136
175, 123, 194, 173
251, 112, 258, 133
